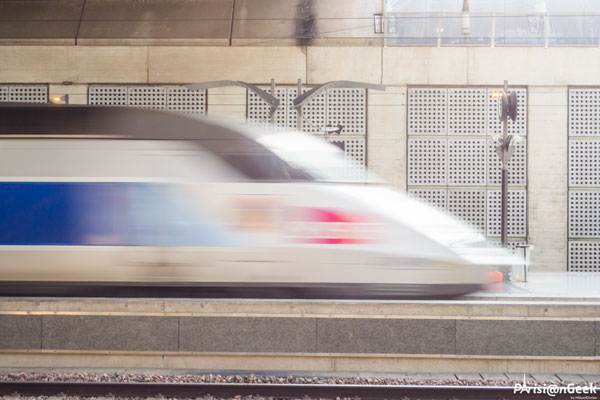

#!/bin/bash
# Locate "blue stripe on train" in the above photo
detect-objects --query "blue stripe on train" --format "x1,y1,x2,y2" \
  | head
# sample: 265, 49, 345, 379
0, 182, 234, 246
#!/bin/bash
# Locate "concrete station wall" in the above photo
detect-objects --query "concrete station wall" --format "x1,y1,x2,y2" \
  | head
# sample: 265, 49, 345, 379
2, 45, 598, 271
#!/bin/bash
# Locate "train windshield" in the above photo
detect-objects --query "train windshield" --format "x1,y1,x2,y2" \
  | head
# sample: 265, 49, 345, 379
256, 132, 380, 183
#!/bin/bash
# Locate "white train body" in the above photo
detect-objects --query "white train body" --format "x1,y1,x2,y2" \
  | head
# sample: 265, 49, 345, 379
0, 105, 516, 298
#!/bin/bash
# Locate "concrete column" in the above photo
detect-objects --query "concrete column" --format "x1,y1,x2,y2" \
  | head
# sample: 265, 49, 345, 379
49, 84, 88, 105
527, 86, 568, 271
206, 86, 247, 121
367, 86, 406, 190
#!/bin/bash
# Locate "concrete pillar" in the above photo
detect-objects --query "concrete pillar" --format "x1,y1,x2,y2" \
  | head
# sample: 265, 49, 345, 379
527, 86, 568, 271
49, 84, 88, 105
206, 86, 247, 121
367, 86, 406, 190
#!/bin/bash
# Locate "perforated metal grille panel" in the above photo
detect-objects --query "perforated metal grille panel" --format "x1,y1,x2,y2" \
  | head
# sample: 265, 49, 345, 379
0, 86, 8, 102
327, 137, 366, 179
407, 189, 447, 211
408, 87, 527, 137
327, 88, 366, 134
5, 85, 47, 103
247, 87, 288, 128
488, 140, 527, 186
408, 88, 447, 135
569, 140, 600, 187
329, 138, 365, 165
128, 87, 166, 110
568, 191, 600, 238
448, 139, 486, 186
407, 86, 528, 244
569, 241, 600, 272
487, 88, 527, 136
246, 87, 366, 134
89, 86, 128, 106
299, 88, 327, 134
448, 189, 486, 233
89, 85, 206, 113
569, 89, 600, 136
487, 190, 527, 237
486, 240, 528, 251
408, 138, 447, 186
167, 87, 206, 114
448, 88, 487, 135
568, 89, 600, 271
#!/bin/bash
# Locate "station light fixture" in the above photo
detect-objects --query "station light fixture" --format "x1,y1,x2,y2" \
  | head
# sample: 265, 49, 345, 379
50, 94, 68, 104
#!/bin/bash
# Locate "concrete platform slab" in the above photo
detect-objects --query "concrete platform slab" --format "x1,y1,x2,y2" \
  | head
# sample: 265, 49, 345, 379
0, 315, 41, 350
179, 316, 316, 353
429, 373, 458, 381
530, 373, 561, 383
42, 315, 178, 351
556, 374, 586, 382
456, 373, 483, 381
469, 272, 600, 301
506, 373, 535, 383
316, 318, 455, 354
456, 320, 596, 356
480, 373, 509, 381
406, 373, 431, 380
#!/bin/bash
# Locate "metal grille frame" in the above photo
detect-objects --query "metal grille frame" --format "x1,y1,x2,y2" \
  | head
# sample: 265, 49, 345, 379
406, 85, 528, 244
88, 85, 207, 114
0, 84, 48, 104
568, 87, 600, 271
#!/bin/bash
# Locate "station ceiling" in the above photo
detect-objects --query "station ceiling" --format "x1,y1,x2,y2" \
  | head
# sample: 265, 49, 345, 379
0, 0, 382, 45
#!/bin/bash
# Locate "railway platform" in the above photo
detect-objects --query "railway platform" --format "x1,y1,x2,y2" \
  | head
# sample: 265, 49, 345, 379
470, 271, 600, 301
0, 271, 598, 376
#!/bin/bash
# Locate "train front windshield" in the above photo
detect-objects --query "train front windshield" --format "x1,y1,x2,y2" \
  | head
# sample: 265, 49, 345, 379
256, 132, 380, 184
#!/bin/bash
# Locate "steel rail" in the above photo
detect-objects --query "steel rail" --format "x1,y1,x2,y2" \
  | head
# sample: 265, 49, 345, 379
0, 381, 563, 399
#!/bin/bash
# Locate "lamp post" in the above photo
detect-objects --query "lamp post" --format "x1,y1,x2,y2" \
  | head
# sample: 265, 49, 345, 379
500, 80, 509, 248
494, 80, 519, 248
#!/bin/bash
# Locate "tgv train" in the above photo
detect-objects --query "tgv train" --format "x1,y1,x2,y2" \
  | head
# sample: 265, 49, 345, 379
0, 105, 516, 298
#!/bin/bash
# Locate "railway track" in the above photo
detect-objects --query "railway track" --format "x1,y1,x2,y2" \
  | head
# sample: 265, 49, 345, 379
0, 381, 565, 399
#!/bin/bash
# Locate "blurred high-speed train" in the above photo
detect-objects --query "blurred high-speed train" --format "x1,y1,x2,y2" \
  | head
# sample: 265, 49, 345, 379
0, 105, 515, 298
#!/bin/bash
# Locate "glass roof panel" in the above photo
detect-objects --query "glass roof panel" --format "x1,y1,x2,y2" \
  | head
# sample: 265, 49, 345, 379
385, 0, 600, 46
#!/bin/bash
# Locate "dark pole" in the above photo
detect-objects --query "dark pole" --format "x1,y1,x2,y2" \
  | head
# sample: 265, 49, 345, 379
297, 79, 302, 131
270, 79, 276, 125
501, 79, 509, 248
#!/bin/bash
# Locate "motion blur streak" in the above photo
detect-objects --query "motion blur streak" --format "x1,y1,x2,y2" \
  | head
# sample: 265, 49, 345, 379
284, 207, 385, 245
0, 105, 520, 298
